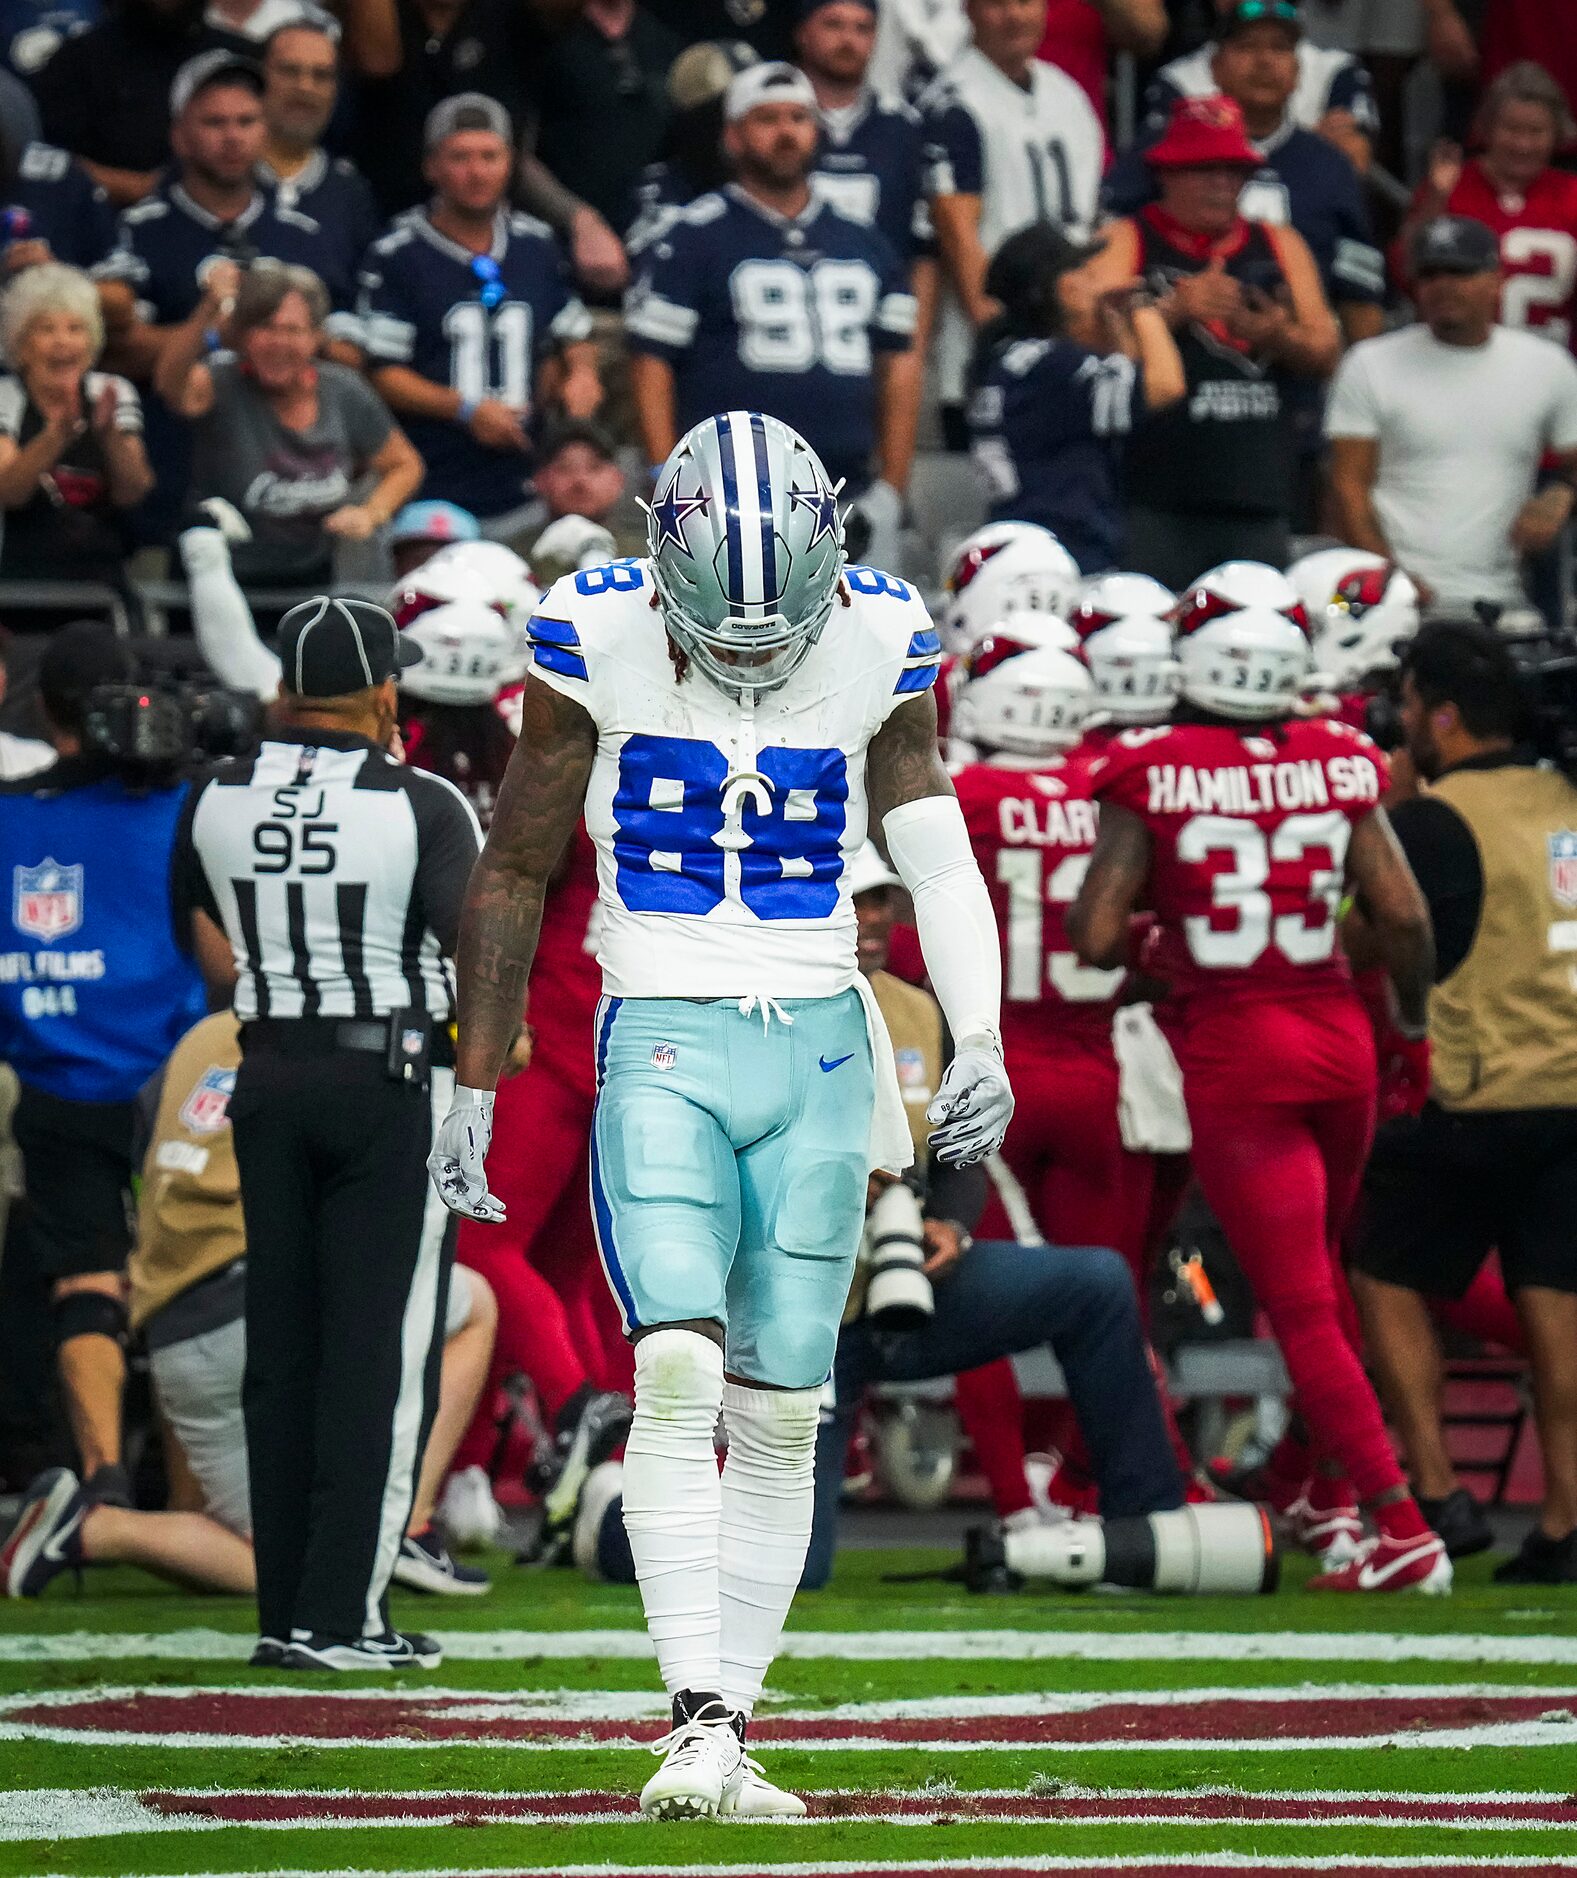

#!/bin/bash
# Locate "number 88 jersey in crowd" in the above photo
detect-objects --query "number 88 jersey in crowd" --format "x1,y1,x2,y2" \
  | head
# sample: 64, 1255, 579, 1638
526, 556, 941, 999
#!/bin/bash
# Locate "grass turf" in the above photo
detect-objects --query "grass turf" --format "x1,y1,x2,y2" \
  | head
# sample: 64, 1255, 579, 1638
0, 1546, 1574, 1874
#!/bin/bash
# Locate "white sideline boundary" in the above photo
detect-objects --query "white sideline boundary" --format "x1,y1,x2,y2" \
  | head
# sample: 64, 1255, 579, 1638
3, 1627, 1577, 1665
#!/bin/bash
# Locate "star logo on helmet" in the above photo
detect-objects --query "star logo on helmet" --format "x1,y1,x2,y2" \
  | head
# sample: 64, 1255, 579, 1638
650, 475, 709, 555
789, 480, 839, 550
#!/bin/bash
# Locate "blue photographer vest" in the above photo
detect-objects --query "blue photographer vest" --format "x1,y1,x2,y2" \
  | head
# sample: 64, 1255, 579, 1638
0, 774, 207, 1103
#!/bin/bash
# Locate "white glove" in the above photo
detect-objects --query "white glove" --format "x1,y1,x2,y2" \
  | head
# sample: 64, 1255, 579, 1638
850, 478, 904, 574
530, 514, 618, 578
926, 1034, 1015, 1166
428, 1085, 506, 1222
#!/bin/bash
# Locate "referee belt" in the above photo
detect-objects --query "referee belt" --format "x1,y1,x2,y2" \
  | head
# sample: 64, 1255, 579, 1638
240, 1016, 455, 1066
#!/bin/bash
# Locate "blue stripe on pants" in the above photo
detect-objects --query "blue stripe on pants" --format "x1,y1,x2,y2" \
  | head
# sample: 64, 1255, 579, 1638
590, 996, 639, 1329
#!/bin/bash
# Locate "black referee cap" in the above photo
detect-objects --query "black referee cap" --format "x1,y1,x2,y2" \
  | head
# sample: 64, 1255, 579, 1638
275, 596, 423, 699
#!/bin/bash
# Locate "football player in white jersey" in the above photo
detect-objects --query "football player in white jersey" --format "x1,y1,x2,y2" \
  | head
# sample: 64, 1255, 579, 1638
430, 409, 1013, 1820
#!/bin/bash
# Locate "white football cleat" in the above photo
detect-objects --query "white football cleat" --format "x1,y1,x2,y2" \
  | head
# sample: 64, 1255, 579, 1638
720, 1750, 807, 1817
437, 1465, 503, 1551
1287, 1483, 1363, 1567
639, 1694, 742, 1820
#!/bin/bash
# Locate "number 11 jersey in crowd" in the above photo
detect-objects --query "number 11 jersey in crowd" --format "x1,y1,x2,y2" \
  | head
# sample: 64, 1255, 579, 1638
358, 207, 593, 517
525, 555, 940, 998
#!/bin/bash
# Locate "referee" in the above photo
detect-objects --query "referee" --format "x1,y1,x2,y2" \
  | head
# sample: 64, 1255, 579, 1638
173, 597, 482, 1669
1349, 622, 1577, 1587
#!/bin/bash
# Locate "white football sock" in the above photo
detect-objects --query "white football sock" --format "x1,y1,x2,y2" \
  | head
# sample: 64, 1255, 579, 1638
179, 527, 282, 701
718, 1380, 820, 1717
622, 1328, 724, 1696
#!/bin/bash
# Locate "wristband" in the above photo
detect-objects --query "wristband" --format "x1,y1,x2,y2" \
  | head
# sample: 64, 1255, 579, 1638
456, 397, 479, 426
202, 326, 223, 355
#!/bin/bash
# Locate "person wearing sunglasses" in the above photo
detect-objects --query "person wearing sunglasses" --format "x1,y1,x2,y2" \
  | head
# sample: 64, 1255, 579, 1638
1143, 0, 1376, 176
359, 94, 602, 533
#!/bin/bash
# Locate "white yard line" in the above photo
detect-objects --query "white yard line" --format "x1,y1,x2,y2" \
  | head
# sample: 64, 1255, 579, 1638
6, 1681, 1572, 1718
3, 1628, 1577, 1665
27, 1857, 1577, 1877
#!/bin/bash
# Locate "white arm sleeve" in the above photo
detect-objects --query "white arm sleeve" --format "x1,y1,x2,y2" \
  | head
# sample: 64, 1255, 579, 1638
882, 792, 1002, 1051
180, 527, 282, 701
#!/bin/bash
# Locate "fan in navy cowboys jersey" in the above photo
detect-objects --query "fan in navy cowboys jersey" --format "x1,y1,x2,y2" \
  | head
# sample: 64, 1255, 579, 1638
0, 140, 115, 271
625, 39, 755, 256
965, 223, 1185, 574
360, 94, 600, 526
1144, 0, 1377, 174
95, 53, 354, 365
1104, 7, 1385, 346
625, 62, 917, 554
255, 18, 380, 316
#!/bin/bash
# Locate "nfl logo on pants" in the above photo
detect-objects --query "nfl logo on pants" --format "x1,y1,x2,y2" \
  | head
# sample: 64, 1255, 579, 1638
12, 859, 83, 942
1549, 831, 1577, 908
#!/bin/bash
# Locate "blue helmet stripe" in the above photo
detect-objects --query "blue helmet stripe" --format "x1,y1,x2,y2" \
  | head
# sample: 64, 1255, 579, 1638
715, 411, 744, 605
749, 412, 778, 603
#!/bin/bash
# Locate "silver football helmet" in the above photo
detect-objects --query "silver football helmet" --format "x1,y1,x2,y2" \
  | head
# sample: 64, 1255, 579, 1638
647, 410, 844, 697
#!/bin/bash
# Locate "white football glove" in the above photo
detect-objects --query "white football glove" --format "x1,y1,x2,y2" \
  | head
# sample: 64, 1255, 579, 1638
428, 1085, 506, 1222
926, 1034, 1015, 1166
530, 514, 618, 578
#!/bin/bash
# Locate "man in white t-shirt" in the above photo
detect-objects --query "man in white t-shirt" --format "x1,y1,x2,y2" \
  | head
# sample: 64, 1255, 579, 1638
920, 0, 1104, 429
1326, 214, 1577, 616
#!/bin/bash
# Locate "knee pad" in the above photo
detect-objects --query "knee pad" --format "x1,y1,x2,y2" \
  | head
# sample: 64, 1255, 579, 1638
737, 1315, 840, 1393
54, 1290, 128, 1350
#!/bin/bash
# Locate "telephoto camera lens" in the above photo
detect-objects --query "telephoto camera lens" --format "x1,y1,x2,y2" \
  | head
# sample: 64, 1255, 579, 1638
863, 1179, 934, 1331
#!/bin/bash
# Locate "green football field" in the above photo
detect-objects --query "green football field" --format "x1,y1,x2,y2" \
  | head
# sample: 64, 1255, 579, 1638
1, 1544, 1576, 1878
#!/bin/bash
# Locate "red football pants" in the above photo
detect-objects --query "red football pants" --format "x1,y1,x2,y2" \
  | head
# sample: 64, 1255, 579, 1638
453, 1060, 629, 1471
1187, 1087, 1406, 1504
998, 1033, 1156, 1281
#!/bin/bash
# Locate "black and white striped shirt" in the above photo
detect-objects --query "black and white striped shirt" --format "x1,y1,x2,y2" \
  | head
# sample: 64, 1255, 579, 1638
174, 729, 482, 1022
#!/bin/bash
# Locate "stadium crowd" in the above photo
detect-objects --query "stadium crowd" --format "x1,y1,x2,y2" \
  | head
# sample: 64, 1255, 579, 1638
2, 0, 1577, 1674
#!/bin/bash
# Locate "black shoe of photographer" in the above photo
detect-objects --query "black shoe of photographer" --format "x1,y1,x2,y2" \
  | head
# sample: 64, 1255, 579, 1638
1418, 1487, 1494, 1560
283, 1629, 443, 1670
1492, 1526, 1577, 1585
963, 1523, 1022, 1595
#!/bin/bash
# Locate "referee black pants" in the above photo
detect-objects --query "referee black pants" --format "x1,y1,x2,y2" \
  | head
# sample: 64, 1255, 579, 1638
230, 1039, 454, 1644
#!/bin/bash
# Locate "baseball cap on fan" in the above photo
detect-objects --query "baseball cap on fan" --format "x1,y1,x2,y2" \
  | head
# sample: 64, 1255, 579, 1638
424, 92, 514, 151
170, 49, 264, 118
724, 61, 819, 122
276, 596, 423, 698
1411, 214, 1500, 276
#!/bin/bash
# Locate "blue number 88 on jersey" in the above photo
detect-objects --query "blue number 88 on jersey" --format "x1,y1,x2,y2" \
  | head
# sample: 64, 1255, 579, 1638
612, 735, 849, 919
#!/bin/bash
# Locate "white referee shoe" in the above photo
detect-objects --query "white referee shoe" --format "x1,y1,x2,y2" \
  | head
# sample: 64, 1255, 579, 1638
639, 1692, 742, 1820
720, 1751, 807, 1818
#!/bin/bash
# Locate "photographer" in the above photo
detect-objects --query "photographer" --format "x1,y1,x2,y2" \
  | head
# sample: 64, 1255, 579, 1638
799, 846, 1187, 1590
0, 622, 215, 1518
1349, 622, 1577, 1585
965, 223, 1185, 577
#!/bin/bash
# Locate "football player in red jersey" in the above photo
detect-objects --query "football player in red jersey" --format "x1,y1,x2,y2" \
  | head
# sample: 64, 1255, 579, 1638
451, 822, 634, 1553
955, 635, 1153, 1269
1071, 603, 1451, 1593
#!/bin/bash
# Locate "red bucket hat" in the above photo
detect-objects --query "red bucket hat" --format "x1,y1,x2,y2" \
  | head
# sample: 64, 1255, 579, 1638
1146, 94, 1261, 170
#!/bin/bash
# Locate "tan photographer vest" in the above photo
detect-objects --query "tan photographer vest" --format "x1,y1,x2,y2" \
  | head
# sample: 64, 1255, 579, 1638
1428, 764, 1577, 1112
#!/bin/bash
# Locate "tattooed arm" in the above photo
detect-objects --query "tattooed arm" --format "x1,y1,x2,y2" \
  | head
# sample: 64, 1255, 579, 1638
866, 689, 953, 823
1067, 801, 1152, 970
454, 674, 598, 1091
1344, 807, 1435, 1035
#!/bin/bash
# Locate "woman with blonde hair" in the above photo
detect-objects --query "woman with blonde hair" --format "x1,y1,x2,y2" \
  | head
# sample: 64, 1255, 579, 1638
158, 257, 421, 588
0, 261, 152, 604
